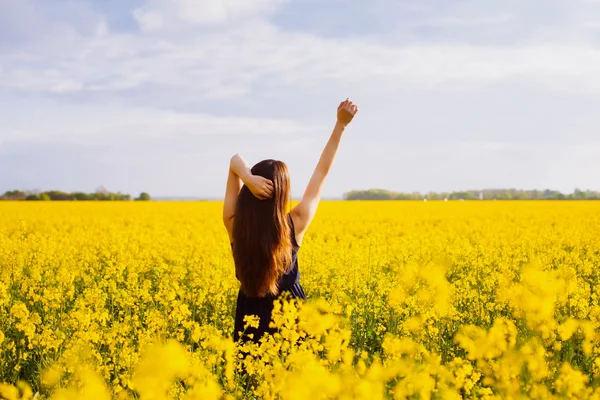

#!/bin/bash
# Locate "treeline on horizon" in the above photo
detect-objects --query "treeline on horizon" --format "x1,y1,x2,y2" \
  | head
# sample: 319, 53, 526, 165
344, 188, 600, 201
0, 188, 151, 201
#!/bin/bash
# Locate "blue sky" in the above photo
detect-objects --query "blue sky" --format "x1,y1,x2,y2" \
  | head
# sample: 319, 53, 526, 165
2, 0, 600, 198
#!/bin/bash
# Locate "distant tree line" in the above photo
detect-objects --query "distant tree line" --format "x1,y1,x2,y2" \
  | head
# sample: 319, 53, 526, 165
0, 187, 151, 201
344, 188, 600, 201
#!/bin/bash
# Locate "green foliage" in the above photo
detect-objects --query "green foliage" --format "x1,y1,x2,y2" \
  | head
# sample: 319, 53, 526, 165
344, 188, 600, 201
0, 190, 139, 201
0, 190, 26, 200
135, 192, 151, 201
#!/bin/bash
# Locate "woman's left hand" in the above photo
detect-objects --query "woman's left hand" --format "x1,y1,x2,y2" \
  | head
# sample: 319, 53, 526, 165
247, 175, 274, 200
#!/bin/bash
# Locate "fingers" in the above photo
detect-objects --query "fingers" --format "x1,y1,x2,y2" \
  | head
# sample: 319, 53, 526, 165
258, 178, 274, 200
264, 185, 274, 199
264, 179, 274, 194
338, 98, 349, 109
340, 98, 357, 114
256, 192, 271, 200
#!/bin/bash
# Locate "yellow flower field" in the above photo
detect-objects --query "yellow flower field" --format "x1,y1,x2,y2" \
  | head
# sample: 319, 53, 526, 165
1, 201, 600, 399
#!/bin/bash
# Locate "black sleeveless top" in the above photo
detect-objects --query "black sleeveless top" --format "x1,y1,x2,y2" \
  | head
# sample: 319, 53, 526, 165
231, 214, 306, 343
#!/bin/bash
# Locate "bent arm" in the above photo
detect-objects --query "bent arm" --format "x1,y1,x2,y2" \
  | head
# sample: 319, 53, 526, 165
223, 154, 252, 241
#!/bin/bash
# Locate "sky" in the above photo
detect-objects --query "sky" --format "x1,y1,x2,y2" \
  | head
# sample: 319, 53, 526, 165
1, 0, 600, 198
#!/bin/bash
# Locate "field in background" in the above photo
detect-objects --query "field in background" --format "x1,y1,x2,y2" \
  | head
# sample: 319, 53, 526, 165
1, 201, 600, 399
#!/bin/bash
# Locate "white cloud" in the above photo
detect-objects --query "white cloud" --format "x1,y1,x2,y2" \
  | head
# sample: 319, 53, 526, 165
460, 141, 522, 151
132, 0, 283, 30
175, 0, 279, 24
3, 0, 600, 102
583, 21, 600, 29
4, 23, 600, 100
132, 10, 164, 32
424, 13, 514, 27
3, 0, 600, 195
0, 102, 319, 145
2, 68, 83, 93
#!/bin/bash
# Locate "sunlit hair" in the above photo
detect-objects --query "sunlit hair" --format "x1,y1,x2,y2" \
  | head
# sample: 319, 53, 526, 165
233, 159, 292, 297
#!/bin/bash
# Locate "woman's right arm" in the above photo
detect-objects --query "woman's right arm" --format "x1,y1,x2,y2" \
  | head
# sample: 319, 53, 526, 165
223, 154, 273, 241
291, 99, 358, 243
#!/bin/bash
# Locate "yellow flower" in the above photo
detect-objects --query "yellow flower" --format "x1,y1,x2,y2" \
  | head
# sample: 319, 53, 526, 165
0, 200, 599, 397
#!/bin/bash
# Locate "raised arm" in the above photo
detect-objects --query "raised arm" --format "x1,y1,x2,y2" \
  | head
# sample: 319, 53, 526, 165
223, 153, 274, 242
291, 99, 358, 243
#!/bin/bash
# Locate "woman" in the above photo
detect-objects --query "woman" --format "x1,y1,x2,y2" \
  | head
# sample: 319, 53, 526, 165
223, 98, 358, 343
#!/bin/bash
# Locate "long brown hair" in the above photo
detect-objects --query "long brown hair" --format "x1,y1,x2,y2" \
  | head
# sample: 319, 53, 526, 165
233, 159, 292, 297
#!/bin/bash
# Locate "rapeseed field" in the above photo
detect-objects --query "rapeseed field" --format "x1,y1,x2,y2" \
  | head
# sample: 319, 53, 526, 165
1, 201, 600, 399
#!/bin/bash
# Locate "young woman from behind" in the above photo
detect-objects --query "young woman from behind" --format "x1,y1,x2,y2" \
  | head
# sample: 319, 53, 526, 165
223, 98, 358, 343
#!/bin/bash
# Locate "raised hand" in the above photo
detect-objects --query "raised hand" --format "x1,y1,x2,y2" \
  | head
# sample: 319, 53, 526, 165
247, 175, 274, 200
337, 98, 359, 126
